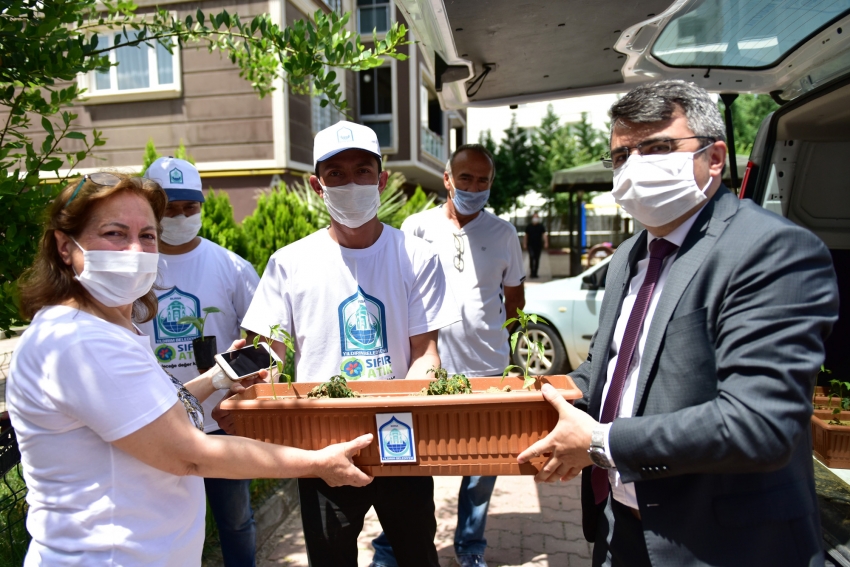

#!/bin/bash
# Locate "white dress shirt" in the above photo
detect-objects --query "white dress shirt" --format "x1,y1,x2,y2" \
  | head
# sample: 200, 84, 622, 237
600, 206, 705, 509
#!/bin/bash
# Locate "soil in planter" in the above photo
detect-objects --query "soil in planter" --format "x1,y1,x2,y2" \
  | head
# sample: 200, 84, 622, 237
307, 375, 361, 399
485, 385, 513, 394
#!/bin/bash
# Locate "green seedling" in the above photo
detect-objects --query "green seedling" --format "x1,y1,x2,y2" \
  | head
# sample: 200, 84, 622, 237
253, 323, 295, 400
502, 308, 550, 390
425, 367, 472, 395
177, 306, 222, 340
814, 365, 832, 406
828, 377, 850, 425
307, 375, 359, 398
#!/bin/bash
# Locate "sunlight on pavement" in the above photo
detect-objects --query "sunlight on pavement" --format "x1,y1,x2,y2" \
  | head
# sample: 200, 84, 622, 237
258, 475, 591, 567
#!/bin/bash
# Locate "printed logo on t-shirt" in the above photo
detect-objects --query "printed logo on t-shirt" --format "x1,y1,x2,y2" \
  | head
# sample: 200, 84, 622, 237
340, 357, 364, 379
155, 344, 177, 362
338, 286, 388, 357
154, 287, 201, 344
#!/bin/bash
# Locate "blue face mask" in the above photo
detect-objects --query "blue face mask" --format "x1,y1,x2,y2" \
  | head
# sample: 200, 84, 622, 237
450, 179, 490, 215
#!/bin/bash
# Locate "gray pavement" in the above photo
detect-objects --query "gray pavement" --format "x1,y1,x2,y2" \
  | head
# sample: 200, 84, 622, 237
258, 475, 592, 567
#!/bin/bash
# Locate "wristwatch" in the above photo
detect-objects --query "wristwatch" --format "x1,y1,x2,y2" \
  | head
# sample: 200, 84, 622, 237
588, 424, 615, 469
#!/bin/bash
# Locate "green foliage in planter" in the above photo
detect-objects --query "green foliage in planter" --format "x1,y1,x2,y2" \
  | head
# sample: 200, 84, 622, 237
425, 367, 472, 395
242, 184, 319, 274
307, 375, 358, 399
829, 377, 850, 424
199, 190, 249, 259
503, 308, 551, 390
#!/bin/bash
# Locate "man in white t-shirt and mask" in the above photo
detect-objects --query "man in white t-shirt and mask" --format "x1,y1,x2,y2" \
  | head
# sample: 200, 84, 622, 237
137, 156, 261, 567
240, 121, 459, 567
370, 144, 525, 567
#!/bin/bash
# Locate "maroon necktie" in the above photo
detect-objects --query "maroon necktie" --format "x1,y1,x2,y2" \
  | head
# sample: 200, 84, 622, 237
592, 238, 679, 505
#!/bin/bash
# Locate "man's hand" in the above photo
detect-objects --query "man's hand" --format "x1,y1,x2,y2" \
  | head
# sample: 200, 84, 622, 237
518, 383, 598, 483
314, 434, 375, 487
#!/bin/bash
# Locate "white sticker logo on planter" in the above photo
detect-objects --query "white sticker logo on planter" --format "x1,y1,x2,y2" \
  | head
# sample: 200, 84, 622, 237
376, 413, 416, 463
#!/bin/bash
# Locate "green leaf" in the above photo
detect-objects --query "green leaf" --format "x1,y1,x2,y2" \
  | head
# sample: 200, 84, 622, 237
252, 335, 261, 348
65, 132, 86, 140
523, 376, 537, 390
202, 306, 222, 314
501, 317, 517, 329
41, 117, 54, 136
510, 332, 519, 354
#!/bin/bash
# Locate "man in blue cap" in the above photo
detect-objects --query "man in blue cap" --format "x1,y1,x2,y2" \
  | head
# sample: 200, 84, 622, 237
137, 156, 261, 567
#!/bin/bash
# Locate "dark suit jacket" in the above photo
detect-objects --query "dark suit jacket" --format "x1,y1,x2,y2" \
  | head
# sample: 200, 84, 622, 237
572, 187, 839, 566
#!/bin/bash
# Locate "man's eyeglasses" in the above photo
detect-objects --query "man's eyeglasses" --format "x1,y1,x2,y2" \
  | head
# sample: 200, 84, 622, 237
601, 136, 716, 170
453, 233, 464, 272
64, 172, 135, 208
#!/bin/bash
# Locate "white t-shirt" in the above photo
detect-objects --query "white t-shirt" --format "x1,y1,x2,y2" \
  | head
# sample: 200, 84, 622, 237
242, 226, 459, 382
136, 238, 259, 432
7, 305, 205, 567
402, 206, 525, 376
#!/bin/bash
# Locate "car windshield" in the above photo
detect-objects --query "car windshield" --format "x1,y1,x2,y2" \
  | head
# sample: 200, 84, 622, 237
652, 0, 850, 69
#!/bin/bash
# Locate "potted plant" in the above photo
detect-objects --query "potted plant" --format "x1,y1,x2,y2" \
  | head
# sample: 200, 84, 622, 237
812, 376, 850, 468
220, 309, 580, 476
178, 306, 222, 373
252, 323, 295, 400
502, 308, 550, 390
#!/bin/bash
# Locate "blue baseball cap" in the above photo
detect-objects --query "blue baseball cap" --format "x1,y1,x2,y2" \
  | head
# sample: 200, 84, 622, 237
145, 157, 205, 202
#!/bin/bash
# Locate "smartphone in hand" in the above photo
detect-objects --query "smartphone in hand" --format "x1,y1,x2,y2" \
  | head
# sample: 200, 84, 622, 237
214, 342, 283, 382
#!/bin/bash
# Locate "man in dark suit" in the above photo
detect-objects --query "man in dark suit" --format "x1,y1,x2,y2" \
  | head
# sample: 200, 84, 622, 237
518, 80, 839, 566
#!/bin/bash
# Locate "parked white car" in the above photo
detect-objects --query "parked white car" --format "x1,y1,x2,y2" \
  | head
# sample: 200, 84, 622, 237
514, 256, 611, 375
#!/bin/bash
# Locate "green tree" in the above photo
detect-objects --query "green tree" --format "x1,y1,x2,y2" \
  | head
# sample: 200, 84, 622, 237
487, 115, 540, 215
142, 139, 160, 173
0, 0, 408, 332
242, 184, 319, 274
198, 189, 248, 259
386, 186, 436, 228
573, 112, 607, 165
718, 94, 779, 156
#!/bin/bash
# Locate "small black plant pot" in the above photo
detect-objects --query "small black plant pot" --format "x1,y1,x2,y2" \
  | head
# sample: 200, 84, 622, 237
193, 336, 218, 373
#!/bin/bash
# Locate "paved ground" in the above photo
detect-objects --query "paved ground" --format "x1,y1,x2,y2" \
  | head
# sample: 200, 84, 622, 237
258, 475, 592, 567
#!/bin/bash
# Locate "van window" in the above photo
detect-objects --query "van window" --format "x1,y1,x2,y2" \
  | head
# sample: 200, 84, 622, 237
652, 0, 850, 69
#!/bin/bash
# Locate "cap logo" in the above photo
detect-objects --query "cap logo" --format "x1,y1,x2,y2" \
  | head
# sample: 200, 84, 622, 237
169, 168, 184, 184
337, 127, 353, 143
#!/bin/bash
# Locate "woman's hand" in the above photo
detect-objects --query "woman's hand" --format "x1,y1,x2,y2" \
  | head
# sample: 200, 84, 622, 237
313, 434, 374, 487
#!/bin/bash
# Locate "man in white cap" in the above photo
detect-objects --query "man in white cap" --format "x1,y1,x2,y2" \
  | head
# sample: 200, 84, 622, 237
240, 121, 459, 567
137, 156, 261, 567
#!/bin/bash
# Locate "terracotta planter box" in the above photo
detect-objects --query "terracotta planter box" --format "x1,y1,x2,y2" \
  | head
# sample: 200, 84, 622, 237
220, 375, 582, 476
812, 409, 850, 469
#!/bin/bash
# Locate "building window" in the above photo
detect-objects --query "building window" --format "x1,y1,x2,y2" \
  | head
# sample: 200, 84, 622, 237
420, 81, 444, 160
357, 0, 390, 34
80, 31, 180, 102
325, 0, 342, 13
312, 94, 341, 134
359, 66, 393, 148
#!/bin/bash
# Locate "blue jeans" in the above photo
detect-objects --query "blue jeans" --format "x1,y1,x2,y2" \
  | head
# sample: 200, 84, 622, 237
371, 475, 497, 565
205, 430, 256, 567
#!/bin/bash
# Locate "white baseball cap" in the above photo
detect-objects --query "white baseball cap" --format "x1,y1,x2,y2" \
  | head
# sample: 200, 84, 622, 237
313, 120, 382, 170
144, 157, 205, 202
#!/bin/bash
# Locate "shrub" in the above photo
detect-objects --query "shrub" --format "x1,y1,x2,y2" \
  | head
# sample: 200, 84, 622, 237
242, 184, 319, 274
199, 189, 248, 259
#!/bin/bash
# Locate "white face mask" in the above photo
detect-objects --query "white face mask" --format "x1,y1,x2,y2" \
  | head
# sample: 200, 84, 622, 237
161, 213, 202, 245
71, 238, 159, 308
612, 146, 713, 227
322, 182, 381, 228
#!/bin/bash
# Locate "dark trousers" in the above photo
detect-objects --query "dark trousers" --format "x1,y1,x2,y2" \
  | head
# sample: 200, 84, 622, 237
592, 495, 652, 567
529, 245, 542, 277
298, 476, 439, 567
